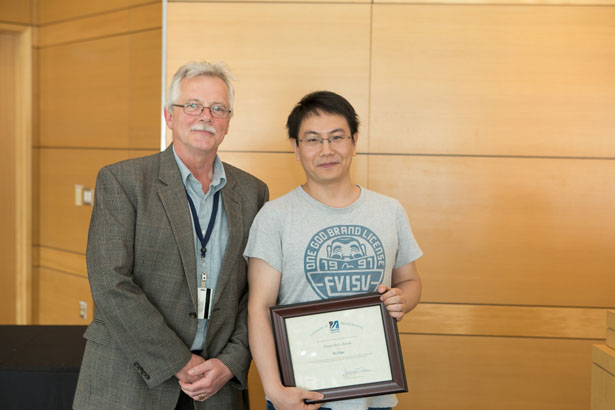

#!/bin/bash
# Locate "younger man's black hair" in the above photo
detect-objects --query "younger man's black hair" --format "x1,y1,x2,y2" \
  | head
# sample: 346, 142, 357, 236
286, 91, 359, 141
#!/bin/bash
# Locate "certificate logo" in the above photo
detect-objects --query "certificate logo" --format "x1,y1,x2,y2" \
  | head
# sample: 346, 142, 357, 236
304, 225, 385, 299
329, 320, 340, 333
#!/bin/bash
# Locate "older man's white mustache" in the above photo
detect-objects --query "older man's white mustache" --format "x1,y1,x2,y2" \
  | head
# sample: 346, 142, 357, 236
190, 124, 217, 135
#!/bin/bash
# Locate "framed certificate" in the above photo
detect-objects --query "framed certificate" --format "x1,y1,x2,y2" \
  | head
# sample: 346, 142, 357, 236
270, 293, 407, 404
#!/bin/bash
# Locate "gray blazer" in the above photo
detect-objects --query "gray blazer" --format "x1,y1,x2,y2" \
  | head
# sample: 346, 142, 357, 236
73, 145, 268, 410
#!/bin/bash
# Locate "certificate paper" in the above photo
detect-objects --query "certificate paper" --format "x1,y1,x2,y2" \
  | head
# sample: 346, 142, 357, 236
270, 293, 407, 403
285, 305, 391, 390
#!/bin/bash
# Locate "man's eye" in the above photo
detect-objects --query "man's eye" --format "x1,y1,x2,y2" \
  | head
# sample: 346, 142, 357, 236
187, 103, 199, 109
331, 135, 344, 142
212, 105, 225, 112
305, 138, 319, 144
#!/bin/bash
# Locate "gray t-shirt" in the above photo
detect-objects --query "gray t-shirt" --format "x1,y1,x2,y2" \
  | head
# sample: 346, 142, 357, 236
244, 186, 422, 410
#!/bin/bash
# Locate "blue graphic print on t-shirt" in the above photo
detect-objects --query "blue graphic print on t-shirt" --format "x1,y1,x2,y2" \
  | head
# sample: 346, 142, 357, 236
304, 225, 386, 299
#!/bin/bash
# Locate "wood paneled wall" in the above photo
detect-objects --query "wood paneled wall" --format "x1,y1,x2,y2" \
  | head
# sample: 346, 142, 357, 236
168, 1, 614, 409
35, 0, 162, 324
0, 1, 35, 25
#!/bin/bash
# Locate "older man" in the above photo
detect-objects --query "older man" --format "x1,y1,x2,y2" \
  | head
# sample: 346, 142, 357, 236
73, 61, 268, 410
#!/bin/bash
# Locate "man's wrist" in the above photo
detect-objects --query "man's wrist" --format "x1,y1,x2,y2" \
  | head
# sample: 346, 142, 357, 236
264, 382, 286, 400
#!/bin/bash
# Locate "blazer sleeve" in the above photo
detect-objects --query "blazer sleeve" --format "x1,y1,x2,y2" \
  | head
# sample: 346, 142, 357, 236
86, 166, 192, 388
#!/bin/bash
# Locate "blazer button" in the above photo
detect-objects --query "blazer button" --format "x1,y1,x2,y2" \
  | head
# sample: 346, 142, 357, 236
189, 312, 197, 318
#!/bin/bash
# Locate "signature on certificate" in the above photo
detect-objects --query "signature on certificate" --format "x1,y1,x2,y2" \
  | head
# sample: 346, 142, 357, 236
343, 367, 373, 378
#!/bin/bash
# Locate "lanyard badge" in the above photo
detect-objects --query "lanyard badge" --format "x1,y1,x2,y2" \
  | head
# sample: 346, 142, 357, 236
197, 271, 214, 319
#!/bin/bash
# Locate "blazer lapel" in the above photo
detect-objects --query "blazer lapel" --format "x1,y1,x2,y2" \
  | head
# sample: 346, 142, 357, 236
214, 170, 243, 306
157, 146, 198, 307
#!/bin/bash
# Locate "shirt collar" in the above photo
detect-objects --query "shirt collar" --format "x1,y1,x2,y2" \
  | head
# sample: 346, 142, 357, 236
172, 145, 227, 198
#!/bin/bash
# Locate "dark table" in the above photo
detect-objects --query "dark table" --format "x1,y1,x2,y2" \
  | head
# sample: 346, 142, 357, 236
0, 325, 87, 410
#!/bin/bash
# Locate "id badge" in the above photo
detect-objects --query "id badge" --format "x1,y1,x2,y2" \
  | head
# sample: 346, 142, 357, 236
197, 287, 213, 319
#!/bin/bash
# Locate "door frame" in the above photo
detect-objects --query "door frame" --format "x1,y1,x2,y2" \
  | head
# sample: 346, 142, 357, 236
0, 23, 33, 324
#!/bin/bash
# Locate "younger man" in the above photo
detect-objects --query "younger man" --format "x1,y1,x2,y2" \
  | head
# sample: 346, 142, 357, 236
245, 91, 422, 410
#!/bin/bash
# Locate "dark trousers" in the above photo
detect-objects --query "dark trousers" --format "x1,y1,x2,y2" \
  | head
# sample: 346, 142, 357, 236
175, 391, 194, 410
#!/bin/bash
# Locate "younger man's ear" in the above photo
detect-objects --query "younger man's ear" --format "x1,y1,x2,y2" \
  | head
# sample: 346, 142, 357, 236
290, 138, 300, 160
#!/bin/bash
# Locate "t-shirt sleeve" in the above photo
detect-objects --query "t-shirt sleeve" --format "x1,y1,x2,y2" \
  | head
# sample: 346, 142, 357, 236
394, 200, 423, 269
243, 203, 284, 273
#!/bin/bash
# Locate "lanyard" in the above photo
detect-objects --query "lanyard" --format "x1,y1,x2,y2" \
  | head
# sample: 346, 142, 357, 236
185, 190, 220, 260
186, 189, 220, 321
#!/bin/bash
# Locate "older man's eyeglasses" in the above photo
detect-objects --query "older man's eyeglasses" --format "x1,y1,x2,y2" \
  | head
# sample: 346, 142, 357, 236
172, 102, 231, 118
298, 135, 353, 149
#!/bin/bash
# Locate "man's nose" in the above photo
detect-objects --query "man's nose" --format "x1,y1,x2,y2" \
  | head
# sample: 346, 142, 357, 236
198, 106, 213, 121
319, 138, 333, 154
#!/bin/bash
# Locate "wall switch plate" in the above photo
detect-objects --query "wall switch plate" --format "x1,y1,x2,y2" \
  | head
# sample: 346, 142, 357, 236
79, 301, 87, 319
83, 188, 93, 205
74, 185, 83, 206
